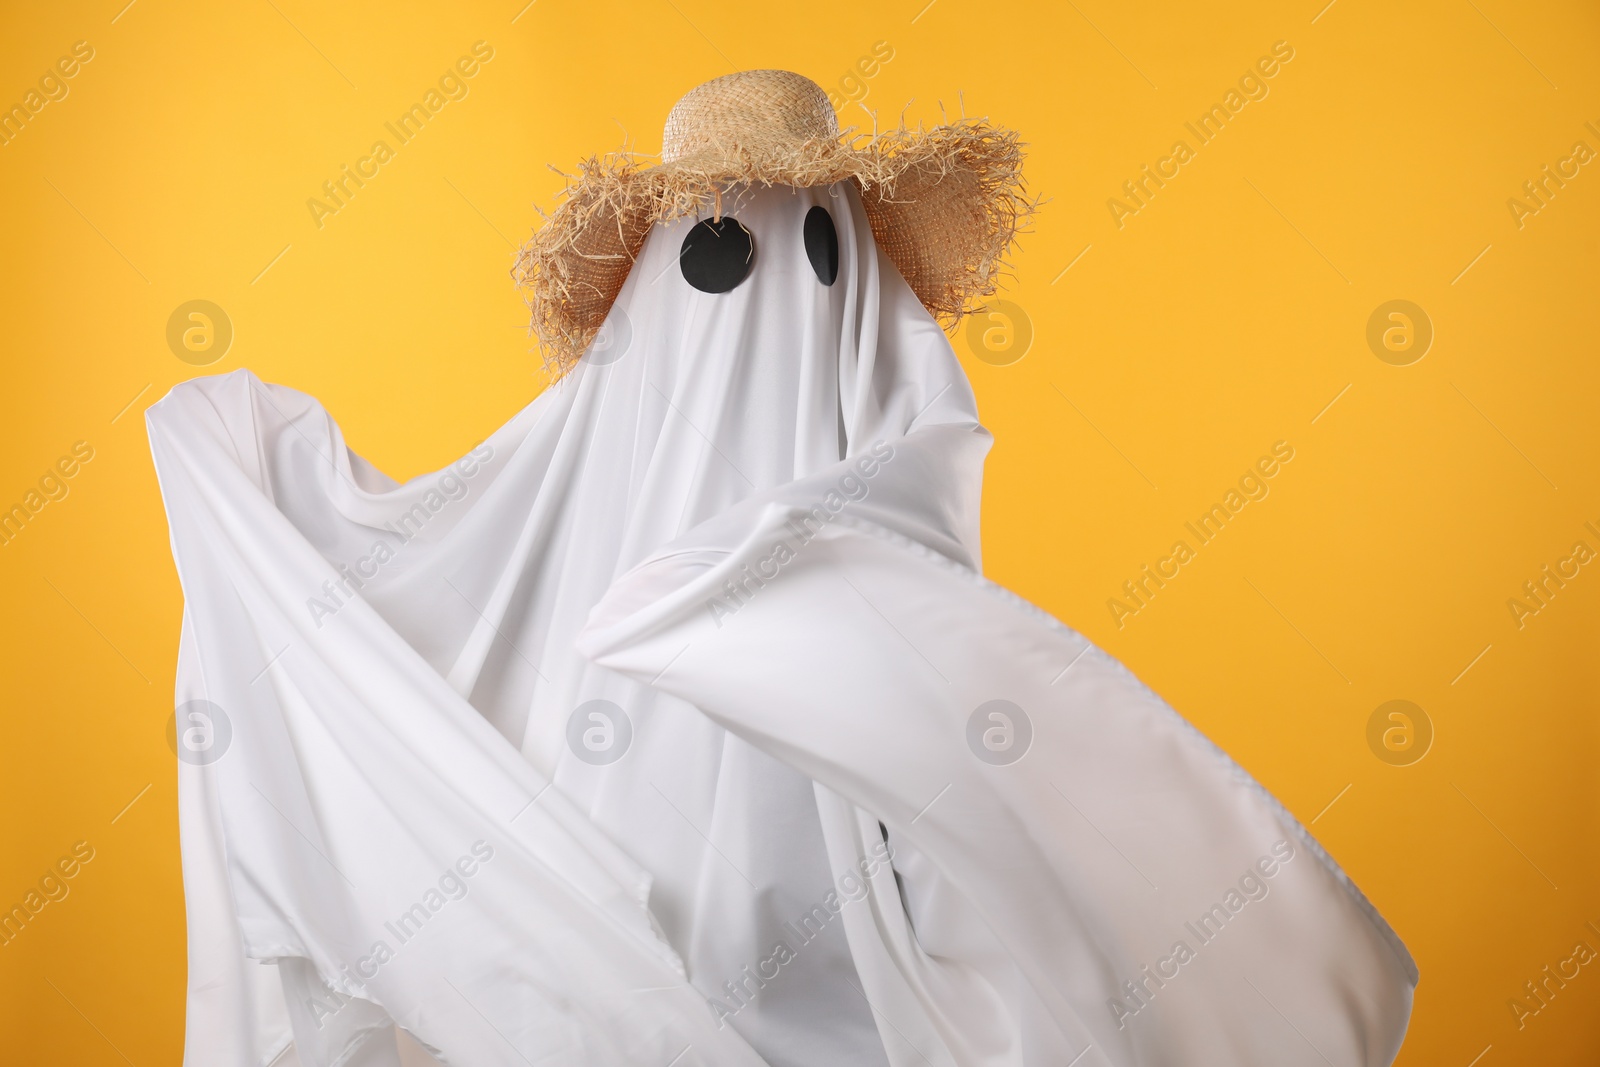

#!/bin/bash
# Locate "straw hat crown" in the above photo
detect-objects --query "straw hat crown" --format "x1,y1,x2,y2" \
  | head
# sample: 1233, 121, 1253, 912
515, 69, 1034, 372
661, 70, 840, 164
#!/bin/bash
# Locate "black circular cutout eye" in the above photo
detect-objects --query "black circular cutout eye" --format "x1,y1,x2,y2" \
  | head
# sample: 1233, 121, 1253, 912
679, 216, 754, 294
803, 206, 838, 286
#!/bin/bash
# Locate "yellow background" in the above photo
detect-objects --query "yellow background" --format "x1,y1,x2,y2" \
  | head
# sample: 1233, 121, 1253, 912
1, 0, 1596, 1062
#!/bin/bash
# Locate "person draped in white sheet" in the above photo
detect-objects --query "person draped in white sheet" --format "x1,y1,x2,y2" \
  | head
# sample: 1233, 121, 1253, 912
148, 69, 1415, 1067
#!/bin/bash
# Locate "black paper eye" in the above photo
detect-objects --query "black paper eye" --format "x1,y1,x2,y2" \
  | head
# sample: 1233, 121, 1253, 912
680, 216, 754, 293
803, 206, 838, 286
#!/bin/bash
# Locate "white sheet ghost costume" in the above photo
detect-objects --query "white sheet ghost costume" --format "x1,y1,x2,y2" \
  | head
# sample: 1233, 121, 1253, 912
148, 78, 1415, 1067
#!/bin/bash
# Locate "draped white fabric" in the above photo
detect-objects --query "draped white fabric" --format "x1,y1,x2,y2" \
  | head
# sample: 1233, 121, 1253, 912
148, 182, 1415, 1067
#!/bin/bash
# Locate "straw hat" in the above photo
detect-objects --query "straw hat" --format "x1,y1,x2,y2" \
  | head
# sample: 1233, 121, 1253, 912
514, 69, 1034, 371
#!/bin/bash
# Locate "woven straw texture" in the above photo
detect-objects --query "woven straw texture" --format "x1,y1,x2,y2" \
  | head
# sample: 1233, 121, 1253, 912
513, 70, 1034, 373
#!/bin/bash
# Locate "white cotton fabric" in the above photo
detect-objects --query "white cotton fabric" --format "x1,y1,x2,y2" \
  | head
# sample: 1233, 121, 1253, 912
148, 182, 1415, 1067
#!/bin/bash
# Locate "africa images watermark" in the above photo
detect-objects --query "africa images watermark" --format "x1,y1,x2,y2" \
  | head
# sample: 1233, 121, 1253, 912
707, 838, 895, 1027
306, 41, 496, 229
1107, 40, 1297, 229
1, 840, 97, 948
1107, 839, 1298, 1029
1107, 441, 1296, 628
1506, 121, 1600, 231
1, 440, 95, 548
704, 441, 895, 627
305, 443, 493, 628
0, 39, 95, 148
1505, 518, 1600, 630
1508, 920, 1600, 1031
304, 840, 497, 1028
821, 39, 895, 115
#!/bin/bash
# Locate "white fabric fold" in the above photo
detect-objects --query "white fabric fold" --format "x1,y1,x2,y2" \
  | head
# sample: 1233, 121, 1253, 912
152, 377, 765, 1067
576, 471, 1418, 1065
